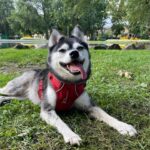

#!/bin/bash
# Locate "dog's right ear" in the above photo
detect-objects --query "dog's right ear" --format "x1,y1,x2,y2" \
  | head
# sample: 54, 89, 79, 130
48, 29, 63, 48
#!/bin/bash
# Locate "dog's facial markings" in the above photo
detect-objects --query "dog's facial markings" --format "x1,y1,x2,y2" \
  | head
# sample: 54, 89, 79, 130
58, 49, 66, 53
57, 43, 69, 53
73, 42, 84, 51
47, 27, 91, 83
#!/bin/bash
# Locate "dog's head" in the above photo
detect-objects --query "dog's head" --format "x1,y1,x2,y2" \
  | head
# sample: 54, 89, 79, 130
47, 26, 91, 83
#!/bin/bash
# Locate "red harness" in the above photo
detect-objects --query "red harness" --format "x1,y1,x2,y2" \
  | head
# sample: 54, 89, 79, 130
38, 73, 85, 111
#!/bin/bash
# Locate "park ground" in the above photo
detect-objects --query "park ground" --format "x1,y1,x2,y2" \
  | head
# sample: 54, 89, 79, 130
0, 49, 150, 150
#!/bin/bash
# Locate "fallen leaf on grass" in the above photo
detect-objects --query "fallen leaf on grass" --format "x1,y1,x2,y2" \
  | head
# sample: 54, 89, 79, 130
118, 70, 134, 80
140, 83, 148, 88
17, 129, 30, 137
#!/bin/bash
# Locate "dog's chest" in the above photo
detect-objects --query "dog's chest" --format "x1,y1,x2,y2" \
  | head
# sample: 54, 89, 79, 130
38, 73, 85, 111
55, 83, 84, 111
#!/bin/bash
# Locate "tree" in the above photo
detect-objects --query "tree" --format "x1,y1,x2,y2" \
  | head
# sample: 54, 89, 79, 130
75, 0, 107, 39
127, 0, 150, 38
9, 0, 43, 35
111, 24, 124, 37
0, 0, 14, 36
9, 0, 55, 38
50, 0, 76, 35
107, 0, 127, 37
32, 0, 56, 38
8, 0, 108, 39
53, 0, 107, 39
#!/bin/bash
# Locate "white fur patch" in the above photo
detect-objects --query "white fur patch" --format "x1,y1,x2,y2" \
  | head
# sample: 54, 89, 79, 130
46, 84, 56, 108
81, 50, 90, 73
73, 42, 82, 49
72, 43, 90, 74
28, 79, 41, 104
58, 43, 69, 51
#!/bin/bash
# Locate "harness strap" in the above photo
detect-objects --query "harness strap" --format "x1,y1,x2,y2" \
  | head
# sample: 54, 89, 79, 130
38, 80, 44, 100
38, 72, 86, 111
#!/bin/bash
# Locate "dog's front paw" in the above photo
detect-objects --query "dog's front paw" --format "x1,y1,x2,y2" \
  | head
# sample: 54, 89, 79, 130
63, 132, 82, 146
116, 122, 137, 136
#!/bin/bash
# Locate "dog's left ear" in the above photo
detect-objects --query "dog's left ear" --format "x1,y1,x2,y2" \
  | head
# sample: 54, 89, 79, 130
48, 29, 63, 48
71, 26, 86, 42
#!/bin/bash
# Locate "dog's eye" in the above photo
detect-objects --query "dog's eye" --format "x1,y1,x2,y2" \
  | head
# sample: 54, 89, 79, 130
59, 49, 66, 53
77, 46, 84, 51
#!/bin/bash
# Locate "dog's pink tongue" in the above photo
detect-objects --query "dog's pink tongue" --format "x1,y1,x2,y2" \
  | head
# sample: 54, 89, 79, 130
69, 64, 87, 80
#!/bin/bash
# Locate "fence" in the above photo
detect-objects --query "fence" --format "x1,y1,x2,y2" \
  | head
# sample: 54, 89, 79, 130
0, 39, 150, 48
0, 39, 47, 44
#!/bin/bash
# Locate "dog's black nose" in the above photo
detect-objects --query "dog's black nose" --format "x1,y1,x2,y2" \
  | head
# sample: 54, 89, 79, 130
70, 51, 79, 59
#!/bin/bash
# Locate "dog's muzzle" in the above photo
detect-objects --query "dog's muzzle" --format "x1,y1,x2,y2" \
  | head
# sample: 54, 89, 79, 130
60, 59, 87, 80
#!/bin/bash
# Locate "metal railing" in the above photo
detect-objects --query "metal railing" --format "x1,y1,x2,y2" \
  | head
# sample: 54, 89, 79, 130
89, 39, 150, 45
0, 39, 47, 44
0, 39, 150, 45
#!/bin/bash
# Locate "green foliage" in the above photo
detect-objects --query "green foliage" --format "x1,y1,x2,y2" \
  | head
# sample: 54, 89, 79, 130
107, 0, 127, 37
127, 0, 150, 38
0, 0, 14, 35
1, 0, 150, 38
8, 0, 53, 37
111, 23, 124, 37
41, 0, 107, 38
7, 0, 107, 38
107, 0, 150, 38
108, 0, 127, 23
73, 0, 107, 37
0, 49, 150, 149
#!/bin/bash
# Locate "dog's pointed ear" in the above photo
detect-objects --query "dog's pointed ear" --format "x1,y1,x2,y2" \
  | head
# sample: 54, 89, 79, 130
71, 26, 86, 42
48, 29, 63, 48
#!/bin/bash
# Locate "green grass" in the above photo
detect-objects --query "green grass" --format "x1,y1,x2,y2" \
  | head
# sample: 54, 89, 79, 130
0, 48, 150, 150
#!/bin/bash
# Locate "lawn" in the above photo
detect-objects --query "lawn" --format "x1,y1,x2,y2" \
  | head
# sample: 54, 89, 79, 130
0, 48, 150, 150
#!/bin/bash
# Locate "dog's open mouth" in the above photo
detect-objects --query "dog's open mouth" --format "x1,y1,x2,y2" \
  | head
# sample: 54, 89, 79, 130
60, 60, 87, 80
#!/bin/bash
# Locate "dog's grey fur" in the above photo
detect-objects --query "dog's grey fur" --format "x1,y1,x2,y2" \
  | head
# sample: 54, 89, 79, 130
0, 26, 137, 145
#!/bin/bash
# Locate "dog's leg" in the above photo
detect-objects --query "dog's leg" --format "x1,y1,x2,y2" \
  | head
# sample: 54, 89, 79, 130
40, 102, 82, 145
88, 106, 137, 136
74, 91, 137, 136
0, 71, 36, 96
0, 71, 36, 105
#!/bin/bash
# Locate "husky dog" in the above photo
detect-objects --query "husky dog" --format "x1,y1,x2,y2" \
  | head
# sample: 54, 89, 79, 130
0, 26, 137, 145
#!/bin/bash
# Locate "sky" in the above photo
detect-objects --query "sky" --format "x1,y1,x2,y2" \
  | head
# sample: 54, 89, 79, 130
104, 17, 113, 29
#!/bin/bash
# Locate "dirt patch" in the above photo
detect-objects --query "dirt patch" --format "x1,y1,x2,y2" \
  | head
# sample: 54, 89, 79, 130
0, 64, 46, 74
